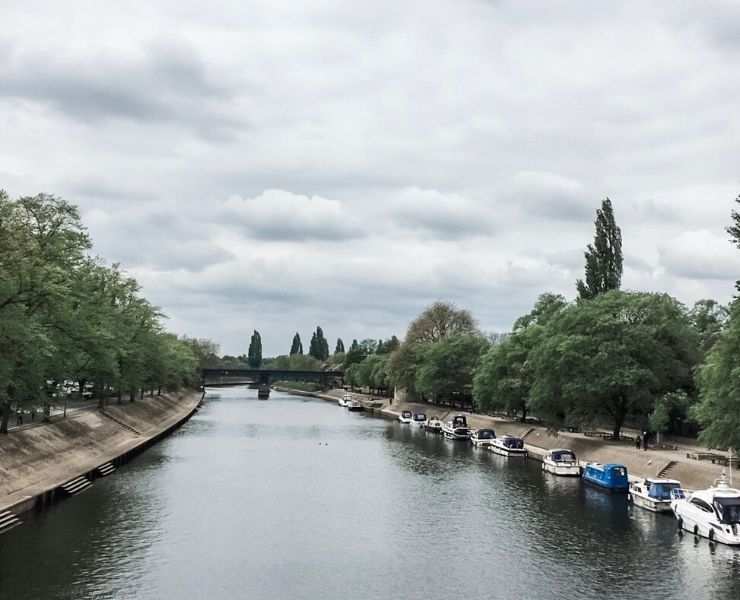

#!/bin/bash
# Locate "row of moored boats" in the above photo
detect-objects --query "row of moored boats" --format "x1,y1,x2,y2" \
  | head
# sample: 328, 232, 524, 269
393, 410, 740, 547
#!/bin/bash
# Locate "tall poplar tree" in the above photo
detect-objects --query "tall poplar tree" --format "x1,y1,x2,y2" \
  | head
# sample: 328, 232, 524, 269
247, 330, 262, 368
727, 194, 740, 291
309, 326, 329, 361
290, 332, 303, 355
576, 198, 623, 300
334, 338, 345, 354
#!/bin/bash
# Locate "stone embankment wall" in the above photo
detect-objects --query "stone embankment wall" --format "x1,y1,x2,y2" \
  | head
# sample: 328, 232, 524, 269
0, 390, 201, 516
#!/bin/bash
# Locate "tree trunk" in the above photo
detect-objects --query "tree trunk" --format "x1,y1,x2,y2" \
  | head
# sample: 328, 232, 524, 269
611, 414, 625, 440
520, 406, 528, 422
129, 390, 135, 402
0, 401, 9, 434
140, 388, 144, 399
117, 390, 122, 405
157, 385, 161, 396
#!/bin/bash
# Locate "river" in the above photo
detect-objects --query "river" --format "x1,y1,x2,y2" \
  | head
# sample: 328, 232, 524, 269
1, 387, 739, 599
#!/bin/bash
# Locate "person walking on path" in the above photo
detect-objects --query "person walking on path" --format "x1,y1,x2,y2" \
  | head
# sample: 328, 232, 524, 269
16, 410, 22, 426
635, 435, 641, 450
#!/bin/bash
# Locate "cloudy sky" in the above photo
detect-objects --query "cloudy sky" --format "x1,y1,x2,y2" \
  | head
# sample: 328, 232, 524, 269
2, 0, 739, 356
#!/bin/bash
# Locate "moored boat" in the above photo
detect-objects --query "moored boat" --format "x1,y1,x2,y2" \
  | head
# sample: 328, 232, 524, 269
671, 473, 740, 545
470, 428, 496, 448
347, 399, 363, 412
338, 393, 352, 408
412, 412, 428, 427
628, 477, 681, 512
582, 463, 629, 491
399, 410, 413, 423
490, 435, 527, 457
424, 416, 443, 433
442, 415, 470, 440
542, 448, 580, 476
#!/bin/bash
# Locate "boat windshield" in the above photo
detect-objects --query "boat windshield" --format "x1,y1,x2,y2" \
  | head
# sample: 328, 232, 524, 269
714, 497, 740, 524
647, 482, 681, 500
452, 416, 467, 427
479, 430, 495, 439
414, 414, 426, 420
402, 412, 412, 417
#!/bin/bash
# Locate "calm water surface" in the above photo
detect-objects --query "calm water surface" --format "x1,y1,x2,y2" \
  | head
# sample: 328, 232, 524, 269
1, 388, 739, 599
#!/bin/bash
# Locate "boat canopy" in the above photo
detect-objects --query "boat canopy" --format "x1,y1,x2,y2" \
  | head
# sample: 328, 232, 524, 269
502, 436, 524, 449
401, 411, 413, 417
477, 429, 496, 439
551, 450, 576, 462
413, 413, 427, 421
452, 415, 468, 427
647, 481, 681, 500
714, 497, 740, 524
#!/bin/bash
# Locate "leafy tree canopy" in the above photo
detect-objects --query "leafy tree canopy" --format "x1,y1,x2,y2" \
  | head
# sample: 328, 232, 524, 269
576, 198, 623, 300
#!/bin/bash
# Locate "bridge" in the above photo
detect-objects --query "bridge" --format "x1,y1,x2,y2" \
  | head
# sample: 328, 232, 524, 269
201, 368, 344, 393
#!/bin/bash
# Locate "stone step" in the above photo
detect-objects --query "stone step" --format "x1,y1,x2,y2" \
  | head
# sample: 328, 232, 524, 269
61, 476, 92, 495
0, 510, 22, 534
96, 462, 116, 476
657, 460, 678, 479
99, 411, 142, 436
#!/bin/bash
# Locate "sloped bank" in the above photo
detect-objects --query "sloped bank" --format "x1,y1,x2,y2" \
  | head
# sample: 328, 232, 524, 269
0, 390, 202, 519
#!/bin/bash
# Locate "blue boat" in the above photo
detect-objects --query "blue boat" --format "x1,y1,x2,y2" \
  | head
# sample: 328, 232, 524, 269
582, 463, 629, 491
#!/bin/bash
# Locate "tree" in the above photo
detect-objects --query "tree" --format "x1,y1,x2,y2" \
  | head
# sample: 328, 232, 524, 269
388, 302, 479, 395
689, 299, 729, 355
529, 291, 698, 439
474, 294, 567, 421
290, 333, 303, 355
576, 198, 623, 300
727, 194, 740, 291
693, 301, 740, 449
309, 326, 329, 361
334, 338, 344, 354
248, 330, 262, 368
649, 391, 690, 443
415, 335, 490, 404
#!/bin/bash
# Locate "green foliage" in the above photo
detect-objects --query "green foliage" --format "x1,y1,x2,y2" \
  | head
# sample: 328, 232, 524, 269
290, 332, 303, 355
474, 293, 566, 420
375, 335, 399, 354
0, 191, 199, 431
415, 335, 490, 403
528, 290, 698, 438
690, 299, 728, 355
727, 194, 740, 291
693, 301, 740, 449
273, 380, 319, 392
309, 326, 330, 361
248, 330, 262, 368
343, 338, 376, 369
334, 338, 344, 354
576, 198, 623, 300
649, 391, 691, 435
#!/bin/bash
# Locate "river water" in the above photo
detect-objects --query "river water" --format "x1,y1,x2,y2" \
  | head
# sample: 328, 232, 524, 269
1, 387, 739, 599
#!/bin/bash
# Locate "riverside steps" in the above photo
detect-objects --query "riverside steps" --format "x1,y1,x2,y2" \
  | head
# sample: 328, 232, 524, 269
302, 387, 732, 491
0, 389, 202, 520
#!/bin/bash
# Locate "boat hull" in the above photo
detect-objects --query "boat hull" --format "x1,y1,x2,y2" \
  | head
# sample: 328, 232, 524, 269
442, 427, 470, 440
629, 493, 672, 512
542, 461, 580, 476
582, 474, 628, 491
672, 502, 740, 545
490, 444, 527, 457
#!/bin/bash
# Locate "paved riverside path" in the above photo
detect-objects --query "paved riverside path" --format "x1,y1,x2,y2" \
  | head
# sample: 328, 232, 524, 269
0, 390, 201, 515
316, 389, 736, 491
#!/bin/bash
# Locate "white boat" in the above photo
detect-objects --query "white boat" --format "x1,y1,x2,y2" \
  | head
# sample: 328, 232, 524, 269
338, 393, 352, 408
671, 473, 740, 545
470, 428, 496, 448
412, 412, 428, 427
629, 477, 681, 512
542, 448, 580, 476
399, 410, 413, 424
490, 435, 527, 457
347, 399, 363, 412
424, 416, 443, 433
442, 415, 470, 440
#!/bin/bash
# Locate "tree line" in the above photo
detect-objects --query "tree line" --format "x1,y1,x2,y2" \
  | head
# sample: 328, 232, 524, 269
0, 192, 201, 433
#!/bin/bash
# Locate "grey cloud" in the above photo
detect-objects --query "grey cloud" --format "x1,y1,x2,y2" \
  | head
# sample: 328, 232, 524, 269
503, 172, 596, 222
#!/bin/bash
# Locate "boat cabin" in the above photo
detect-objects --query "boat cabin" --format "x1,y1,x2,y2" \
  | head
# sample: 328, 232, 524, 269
476, 429, 496, 440
451, 415, 468, 428
644, 479, 681, 501
413, 413, 427, 423
500, 436, 524, 449
401, 410, 413, 419
549, 449, 577, 463
583, 463, 629, 490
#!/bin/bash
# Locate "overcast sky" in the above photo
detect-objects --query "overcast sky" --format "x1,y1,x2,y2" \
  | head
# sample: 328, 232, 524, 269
2, 0, 739, 356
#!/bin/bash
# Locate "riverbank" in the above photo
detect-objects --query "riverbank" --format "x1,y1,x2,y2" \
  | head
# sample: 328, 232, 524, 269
291, 388, 732, 491
0, 389, 202, 518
